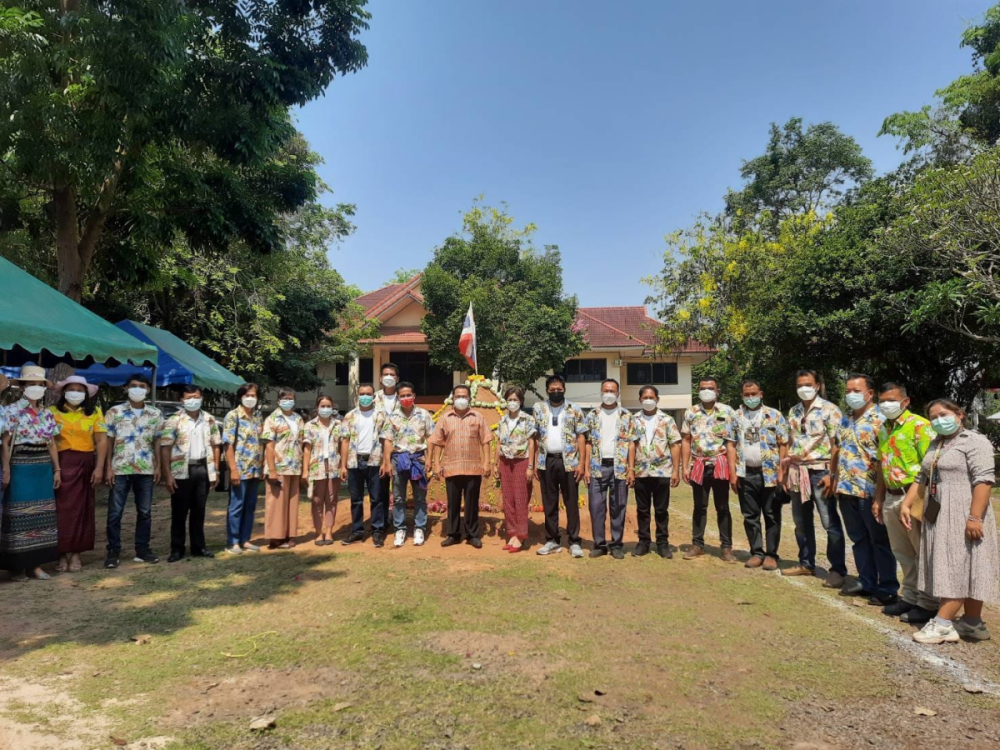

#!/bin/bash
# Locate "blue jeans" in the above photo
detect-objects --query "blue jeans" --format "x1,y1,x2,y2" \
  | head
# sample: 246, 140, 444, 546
392, 456, 427, 531
107, 474, 154, 555
347, 458, 384, 536
227, 478, 260, 546
839, 494, 899, 598
789, 469, 847, 575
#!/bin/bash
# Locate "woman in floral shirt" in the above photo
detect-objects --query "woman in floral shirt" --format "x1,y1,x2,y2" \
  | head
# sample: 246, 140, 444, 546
262, 387, 305, 549
1, 365, 61, 580
223, 383, 264, 555
302, 395, 341, 547
493, 387, 537, 552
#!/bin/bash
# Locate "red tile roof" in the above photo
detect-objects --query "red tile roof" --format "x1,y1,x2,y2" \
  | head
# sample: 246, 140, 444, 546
575, 307, 713, 354
360, 326, 426, 345
358, 274, 424, 320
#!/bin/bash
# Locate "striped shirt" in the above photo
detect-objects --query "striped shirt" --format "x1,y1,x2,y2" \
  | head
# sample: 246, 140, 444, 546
428, 410, 493, 477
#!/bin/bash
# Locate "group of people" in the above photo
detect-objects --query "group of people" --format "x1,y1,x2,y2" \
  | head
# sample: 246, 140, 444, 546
1, 362, 996, 647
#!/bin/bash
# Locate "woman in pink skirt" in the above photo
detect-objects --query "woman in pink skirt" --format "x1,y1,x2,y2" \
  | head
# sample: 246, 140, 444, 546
493, 387, 537, 552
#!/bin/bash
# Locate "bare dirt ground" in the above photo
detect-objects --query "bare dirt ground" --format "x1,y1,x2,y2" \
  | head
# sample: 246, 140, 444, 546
0, 484, 998, 749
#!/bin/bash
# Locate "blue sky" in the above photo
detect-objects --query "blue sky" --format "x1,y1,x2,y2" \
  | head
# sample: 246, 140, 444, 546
297, 0, 989, 309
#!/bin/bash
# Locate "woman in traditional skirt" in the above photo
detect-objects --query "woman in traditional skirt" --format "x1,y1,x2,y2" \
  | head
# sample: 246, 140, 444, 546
0, 365, 61, 580
493, 386, 537, 552
49, 376, 107, 572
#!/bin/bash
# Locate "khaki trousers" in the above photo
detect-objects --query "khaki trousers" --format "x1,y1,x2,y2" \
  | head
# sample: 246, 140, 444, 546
265, 475, 301, 542
883, 494, 938, 610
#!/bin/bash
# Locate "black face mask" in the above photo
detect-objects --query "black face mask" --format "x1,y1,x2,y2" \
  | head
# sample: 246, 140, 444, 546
548, 392, 565, 405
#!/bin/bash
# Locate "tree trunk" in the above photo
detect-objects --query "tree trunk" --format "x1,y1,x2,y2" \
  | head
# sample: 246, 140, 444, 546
54, 184, 84, 302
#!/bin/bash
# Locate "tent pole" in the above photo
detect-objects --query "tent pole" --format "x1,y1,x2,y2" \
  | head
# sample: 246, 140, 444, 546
151, 364, 157, 407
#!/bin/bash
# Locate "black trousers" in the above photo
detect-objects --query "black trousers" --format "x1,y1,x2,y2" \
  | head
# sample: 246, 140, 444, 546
737, 469, 781, 559
445, 475, 481, 540
170, 462, 209, 555
539, 455, 580, 545
634, 477, 671, 545
378, 463, 393, 532
691, 463, 732, 549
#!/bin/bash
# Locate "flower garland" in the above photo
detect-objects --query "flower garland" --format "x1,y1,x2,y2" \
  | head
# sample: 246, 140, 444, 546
430, 374, 507, 423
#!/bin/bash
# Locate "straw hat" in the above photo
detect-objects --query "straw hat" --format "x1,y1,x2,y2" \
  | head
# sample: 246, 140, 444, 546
12, 364, 52, 386
54, 374, 98, 399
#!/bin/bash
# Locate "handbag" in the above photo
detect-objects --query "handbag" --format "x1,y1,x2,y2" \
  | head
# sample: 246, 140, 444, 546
215, 412, 238, 493
922, 441, 945, 524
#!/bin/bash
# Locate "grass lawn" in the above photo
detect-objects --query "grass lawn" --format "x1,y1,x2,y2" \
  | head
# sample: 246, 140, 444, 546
1, 484, 1000, 749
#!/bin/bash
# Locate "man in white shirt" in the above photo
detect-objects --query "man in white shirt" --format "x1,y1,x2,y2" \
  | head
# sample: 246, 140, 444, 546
340, 383, 389, 546
583, 379, 637, 559
373, 362, 401, 533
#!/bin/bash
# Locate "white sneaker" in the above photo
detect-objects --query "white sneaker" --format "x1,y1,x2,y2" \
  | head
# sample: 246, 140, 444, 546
413, 529, 425, 546
242, 543, 261, 553
912, 619, 960, 644
536, 541, 563, 556
226, 545, 243, 555
569, 543, 584, 559
394, 529, 406, 548
955, 619, 991, 641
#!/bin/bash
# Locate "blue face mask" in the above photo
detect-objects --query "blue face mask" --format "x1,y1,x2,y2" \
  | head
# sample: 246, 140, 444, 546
358, 395, 374, 408
742, 396, 761, 409
279, 399, 295, 411
845, 392, 868, 410
931, 415, 960, 436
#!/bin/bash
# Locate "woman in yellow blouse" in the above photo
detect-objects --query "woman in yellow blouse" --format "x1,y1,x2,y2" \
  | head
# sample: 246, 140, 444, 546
49, 376, 107, 572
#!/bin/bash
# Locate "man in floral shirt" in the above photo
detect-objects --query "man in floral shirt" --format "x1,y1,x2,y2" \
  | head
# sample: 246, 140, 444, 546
733, 379, 789, 571
582, 379, 637, 559
103, 375, 163, 569
873, 381, 938, 624
532, 375, 589, 559
783, 369, 846, 585
633, 385, 683, 558
380, 381, 435, 548
339, 384, 389, 547
835, 374, 898, 605
681, 377, 737, 562
159, 384, 222, 563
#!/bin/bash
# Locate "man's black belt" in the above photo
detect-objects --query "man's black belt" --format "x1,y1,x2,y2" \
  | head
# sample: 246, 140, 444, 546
601, 458, 615, 467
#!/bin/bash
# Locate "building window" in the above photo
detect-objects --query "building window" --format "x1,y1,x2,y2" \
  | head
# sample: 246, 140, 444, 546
626, 362, 678, 385
359, 357, 373, 386
389, 350, 453, 396
562, 358, 607, 383
334, 362, 349, 385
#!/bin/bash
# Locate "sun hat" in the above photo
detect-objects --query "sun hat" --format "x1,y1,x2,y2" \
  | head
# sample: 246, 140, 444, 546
54, 374, 98, 399
12, 364, 52, 386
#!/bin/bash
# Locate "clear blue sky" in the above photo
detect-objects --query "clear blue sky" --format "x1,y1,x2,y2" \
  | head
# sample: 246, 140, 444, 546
297, 0, 989, 309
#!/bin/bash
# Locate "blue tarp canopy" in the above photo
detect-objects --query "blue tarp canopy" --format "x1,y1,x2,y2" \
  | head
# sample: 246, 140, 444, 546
77, 321, 243, 394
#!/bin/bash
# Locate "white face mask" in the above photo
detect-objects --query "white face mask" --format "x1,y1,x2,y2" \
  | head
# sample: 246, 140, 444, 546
641, 398, 657, 411
601, 392, 618, 406
128, 386, 148, 403
381, 375, 396, 389
318, 406, 334, 419
24, 385, 46, 401
64, 391, 87, 406
698, 389, 717, 403
183, 397, 203, 412
506, 400, 520, 412
241, 396, 257, 409
880, 400, 903, 420
797, 386, 817, 402
453, 397, 470, 411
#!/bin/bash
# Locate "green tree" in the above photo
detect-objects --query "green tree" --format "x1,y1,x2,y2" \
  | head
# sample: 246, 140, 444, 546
0, 0, 369, 301
724, 118, 872, 235
384, 268, 422, 285
421, 199, 585, 387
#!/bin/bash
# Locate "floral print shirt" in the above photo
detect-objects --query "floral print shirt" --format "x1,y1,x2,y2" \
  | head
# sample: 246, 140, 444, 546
836, 405, 884, 499
3, 398, 60, 446
303, 417, 342, 480
381, 407, 436, 455
787, 397, 843, 469
733, 406, 790, 487
261, 408, 305, 477
532, 400, 589, 471
681, 403, 736, 457
373, 389, 402, 417
878, 410, 935, 491
222, 408, 264, 480
103, 403, 164, 475
583, 406, 638, 479
159, 410, 223, 482
496, 412, 538, 460
633, 411, 683, 478
340, 407, 388, 469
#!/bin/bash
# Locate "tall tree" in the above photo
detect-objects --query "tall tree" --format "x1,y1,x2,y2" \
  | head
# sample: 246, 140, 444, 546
0, 0, 369, 300
421, 199, 585, 387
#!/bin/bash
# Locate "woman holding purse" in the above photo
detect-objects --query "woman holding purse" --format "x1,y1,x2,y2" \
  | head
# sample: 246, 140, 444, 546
901, 398, 998, 644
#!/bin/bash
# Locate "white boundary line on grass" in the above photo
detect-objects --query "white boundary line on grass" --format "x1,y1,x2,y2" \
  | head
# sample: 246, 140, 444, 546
686, 493, 1000, 696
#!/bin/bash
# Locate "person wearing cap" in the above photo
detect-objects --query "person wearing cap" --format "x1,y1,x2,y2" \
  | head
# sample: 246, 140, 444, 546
0, 365, 61, 580
49, 376, 107, 572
